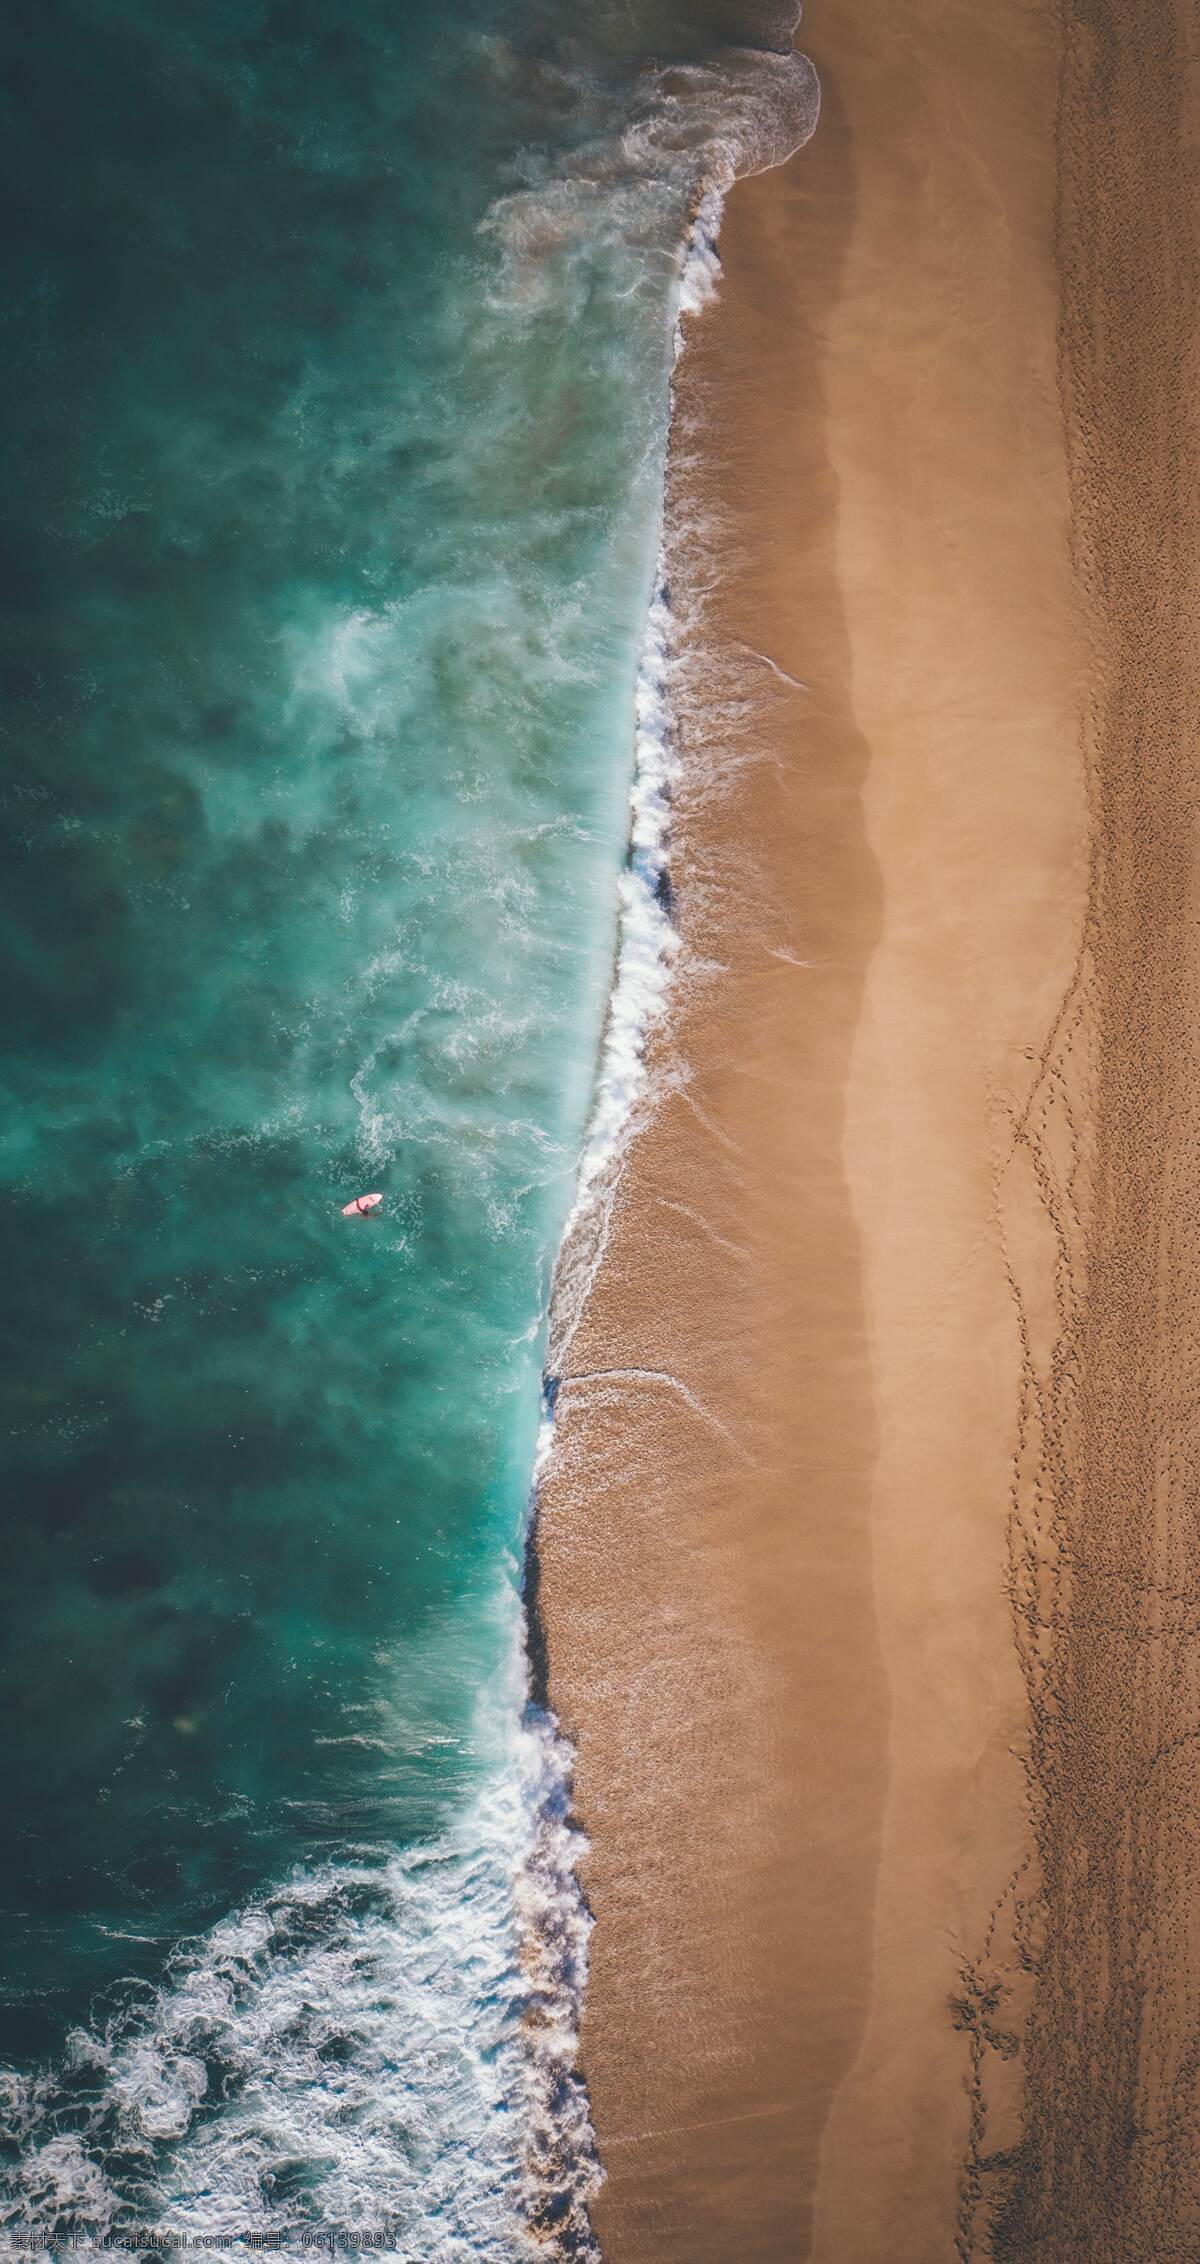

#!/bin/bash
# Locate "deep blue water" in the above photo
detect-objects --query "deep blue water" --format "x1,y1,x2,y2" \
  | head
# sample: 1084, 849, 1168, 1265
0, 0, 813, 2249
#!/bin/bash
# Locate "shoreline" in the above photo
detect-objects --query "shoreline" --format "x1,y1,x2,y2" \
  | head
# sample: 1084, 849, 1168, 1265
520, 57, 821, 2252
535, 1, 1093, 2255
532, 37, 888, 2247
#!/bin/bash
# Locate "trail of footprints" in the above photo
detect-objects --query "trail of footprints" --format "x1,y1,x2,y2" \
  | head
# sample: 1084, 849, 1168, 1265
955, 2, 1200, 2251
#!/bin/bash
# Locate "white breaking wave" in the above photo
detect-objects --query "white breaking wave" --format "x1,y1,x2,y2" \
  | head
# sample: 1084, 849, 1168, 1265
0, 19, 819, 2262
482, 22, 819, 321
0, 1643, 597, 2262
519, 13, 818, 2229
544, 27, 819, 1368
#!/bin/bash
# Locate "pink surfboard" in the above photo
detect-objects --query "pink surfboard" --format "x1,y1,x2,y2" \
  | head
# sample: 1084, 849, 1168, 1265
342, 1192, 383, 1217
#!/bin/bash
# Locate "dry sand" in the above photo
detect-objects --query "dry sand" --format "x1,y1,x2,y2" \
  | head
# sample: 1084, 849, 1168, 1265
536, 0, 1200, 2256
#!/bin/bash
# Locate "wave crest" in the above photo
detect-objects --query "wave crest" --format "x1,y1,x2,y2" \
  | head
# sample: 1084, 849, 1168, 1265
481, 37, 819, 312
0, 1693, 598, 2261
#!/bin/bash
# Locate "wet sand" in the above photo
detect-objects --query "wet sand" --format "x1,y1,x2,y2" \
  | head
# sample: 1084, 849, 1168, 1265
537, 0, 1200, 2256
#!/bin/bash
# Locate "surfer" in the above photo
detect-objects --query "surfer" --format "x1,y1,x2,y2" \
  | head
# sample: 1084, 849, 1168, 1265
342, 1192, 383, 1218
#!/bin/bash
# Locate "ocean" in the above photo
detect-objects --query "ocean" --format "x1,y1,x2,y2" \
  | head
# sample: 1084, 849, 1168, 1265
0, 1, 816, 2251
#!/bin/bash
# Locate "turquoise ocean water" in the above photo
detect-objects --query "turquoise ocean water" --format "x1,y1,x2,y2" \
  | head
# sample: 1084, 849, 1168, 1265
0, 2, 815, 2251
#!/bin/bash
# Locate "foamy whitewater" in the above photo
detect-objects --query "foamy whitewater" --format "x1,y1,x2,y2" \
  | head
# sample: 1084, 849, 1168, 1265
544, 55, 821, 1371
0, 9, 817, 2257
1, 1671, 591, 2259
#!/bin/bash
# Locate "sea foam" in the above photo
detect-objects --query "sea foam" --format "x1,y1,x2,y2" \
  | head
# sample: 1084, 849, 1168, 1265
517, 22, 818, 2249
543, 28, 820, 1369
0, 17, 819, 2261
0, 1637, 596, 2262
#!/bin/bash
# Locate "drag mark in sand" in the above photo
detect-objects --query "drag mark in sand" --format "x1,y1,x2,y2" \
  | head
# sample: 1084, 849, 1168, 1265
601, 2096, 802, 2151
557, 1366, 752, 1463
653, 1195, 752, 1264
734, 640, 813, 695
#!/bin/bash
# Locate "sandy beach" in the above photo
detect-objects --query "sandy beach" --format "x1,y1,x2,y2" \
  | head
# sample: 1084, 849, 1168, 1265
536, 0, 1200, 2256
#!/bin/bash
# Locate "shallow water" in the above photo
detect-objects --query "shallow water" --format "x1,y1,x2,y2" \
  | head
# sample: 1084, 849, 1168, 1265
0, 0, 814, 2246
